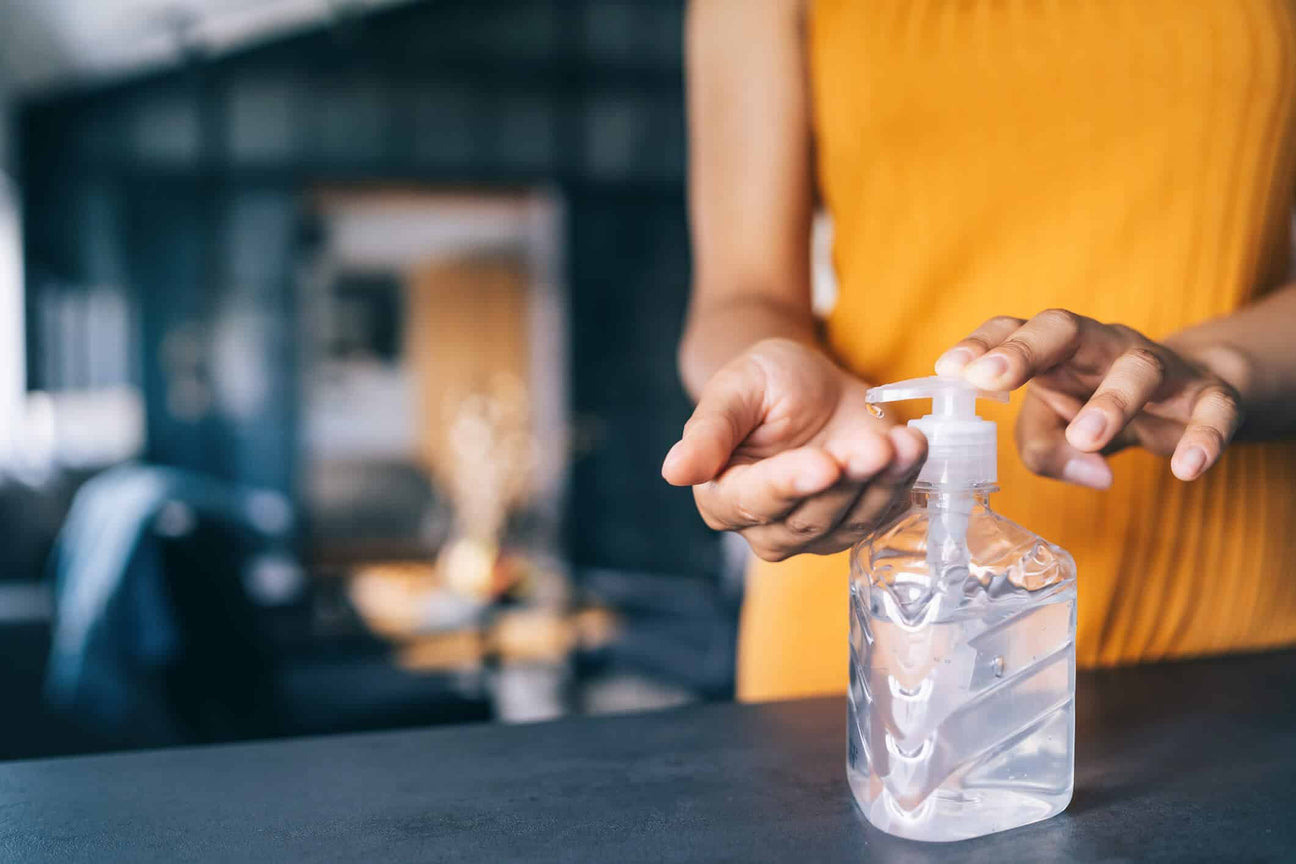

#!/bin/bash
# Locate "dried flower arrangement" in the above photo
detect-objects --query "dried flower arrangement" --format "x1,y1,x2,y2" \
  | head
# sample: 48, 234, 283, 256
438, 372, 537, 601
349, 372, 562, 647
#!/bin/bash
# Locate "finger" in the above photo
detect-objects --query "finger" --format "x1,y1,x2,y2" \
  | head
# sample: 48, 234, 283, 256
741, 428, 924, 559
775, 432, 895, 540
694, 446, 841, 531
1170, 384, 1242, 481
764, 482, 868, 550
962, 309, 1092, 391
882, 425, 928, 480
778, 426, 924, 544
1065, 347, 1167, 452
662, 361, 765, 486
811, 427, 928, 551
1034, 383, 1170, 456
1016, 389, 1113, 489
821, 424, 898, 481
934, 315, 1026, 377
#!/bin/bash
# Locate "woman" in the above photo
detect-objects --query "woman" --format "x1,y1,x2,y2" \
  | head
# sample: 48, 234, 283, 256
663, 0, 1296, 701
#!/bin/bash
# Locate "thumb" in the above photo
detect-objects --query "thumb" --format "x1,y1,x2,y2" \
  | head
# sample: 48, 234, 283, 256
663, 360, 766, 486
1015, 389, 1113, 490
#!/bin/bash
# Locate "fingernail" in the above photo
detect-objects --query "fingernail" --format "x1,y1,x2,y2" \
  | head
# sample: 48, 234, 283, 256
1063, 457, 1113, 489
1173, 446, 1207, 479
935, 347, 973, 377
847, 454, 883, 481
796, 465, 835, 494
965, 354, 1008, 386
1068, 411, 1107, 447
661, 441, 685, 476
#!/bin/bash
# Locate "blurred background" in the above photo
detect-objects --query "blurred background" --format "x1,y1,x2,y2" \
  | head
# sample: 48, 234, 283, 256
0, 0, 746, 760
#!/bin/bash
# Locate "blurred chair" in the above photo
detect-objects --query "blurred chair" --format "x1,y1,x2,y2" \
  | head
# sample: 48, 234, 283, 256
45, 463, 291, 747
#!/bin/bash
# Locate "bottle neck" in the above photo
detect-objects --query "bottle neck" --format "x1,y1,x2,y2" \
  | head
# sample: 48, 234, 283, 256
910, 484, 995, 510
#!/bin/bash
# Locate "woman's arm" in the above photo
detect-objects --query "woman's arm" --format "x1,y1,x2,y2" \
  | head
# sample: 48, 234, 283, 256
1166, 280, 1296, 440
662, 0, 925, 562
679, 0, 817, 397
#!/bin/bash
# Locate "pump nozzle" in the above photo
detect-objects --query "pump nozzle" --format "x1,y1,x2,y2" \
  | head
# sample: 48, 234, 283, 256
867, 376, 1008, 487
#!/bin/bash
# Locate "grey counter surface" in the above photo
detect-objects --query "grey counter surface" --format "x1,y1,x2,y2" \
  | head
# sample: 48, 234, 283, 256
3, 649, 1295, 863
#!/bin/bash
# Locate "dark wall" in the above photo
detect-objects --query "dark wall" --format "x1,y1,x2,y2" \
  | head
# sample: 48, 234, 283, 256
18, 0, 719, 581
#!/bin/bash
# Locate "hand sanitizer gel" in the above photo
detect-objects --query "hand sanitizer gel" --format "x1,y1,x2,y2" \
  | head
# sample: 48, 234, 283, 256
848, 376, 1076, 842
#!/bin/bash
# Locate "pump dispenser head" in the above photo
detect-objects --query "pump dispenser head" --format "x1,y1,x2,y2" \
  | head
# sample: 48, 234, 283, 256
866, 376, 1009, 488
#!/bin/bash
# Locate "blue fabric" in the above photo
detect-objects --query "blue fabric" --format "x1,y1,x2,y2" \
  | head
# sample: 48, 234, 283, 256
45, 463, 291, 733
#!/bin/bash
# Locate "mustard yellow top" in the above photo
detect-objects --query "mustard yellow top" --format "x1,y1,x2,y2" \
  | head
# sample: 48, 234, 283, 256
738, 0, 1296, 701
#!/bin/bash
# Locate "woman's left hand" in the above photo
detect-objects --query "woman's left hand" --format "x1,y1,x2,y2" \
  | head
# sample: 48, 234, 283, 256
935, 309, 1244, 489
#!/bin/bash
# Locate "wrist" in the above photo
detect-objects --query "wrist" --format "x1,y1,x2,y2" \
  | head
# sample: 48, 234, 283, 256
679, 301, 818, 399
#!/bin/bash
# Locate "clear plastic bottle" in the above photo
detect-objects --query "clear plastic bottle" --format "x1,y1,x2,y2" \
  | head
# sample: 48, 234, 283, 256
847, 377, 1076, 842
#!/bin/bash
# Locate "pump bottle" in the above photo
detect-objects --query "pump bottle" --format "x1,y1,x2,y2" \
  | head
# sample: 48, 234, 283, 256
848, 376, 1076, 842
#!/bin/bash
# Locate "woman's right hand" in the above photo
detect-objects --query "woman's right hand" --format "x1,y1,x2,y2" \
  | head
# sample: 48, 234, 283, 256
661, 339, 927, 561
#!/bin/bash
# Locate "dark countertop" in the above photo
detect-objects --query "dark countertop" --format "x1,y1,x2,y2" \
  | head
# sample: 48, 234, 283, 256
3, 649, 1295, 863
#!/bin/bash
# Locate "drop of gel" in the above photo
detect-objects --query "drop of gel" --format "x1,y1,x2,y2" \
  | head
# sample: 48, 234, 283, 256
992, 656, 1005, 678
867, 404, 886, 419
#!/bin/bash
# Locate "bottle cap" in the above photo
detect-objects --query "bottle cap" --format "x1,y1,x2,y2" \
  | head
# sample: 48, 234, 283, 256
866, 376, 1009, 487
